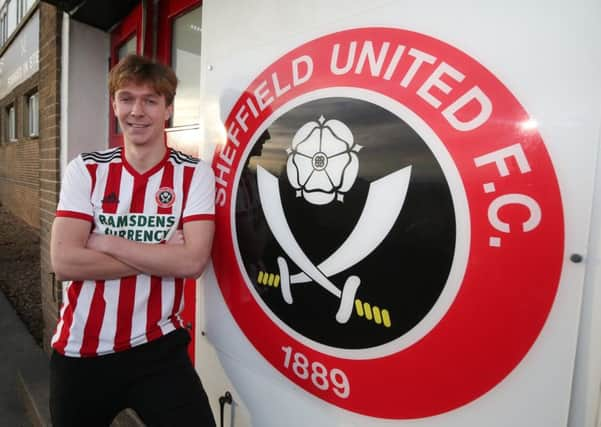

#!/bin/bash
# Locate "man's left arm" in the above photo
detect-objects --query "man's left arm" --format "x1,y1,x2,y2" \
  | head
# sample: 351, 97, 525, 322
87, 219, 214, 278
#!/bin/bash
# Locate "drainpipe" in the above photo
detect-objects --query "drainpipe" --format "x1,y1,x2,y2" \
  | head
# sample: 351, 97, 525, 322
59, 11, 69, 176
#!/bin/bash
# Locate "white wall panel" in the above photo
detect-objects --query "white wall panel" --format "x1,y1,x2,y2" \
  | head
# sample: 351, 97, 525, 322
195, 2, 601, 426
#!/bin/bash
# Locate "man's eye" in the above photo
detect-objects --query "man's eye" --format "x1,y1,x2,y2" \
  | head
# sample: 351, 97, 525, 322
119, 97, 132, 103
145, 99, 157, 105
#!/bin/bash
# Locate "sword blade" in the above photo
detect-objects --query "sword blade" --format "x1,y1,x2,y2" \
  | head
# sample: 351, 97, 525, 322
257, 166, 341, 298
290, 166, 411, 284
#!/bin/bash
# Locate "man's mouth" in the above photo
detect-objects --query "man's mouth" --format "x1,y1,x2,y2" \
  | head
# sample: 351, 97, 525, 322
127, 122, 150, 129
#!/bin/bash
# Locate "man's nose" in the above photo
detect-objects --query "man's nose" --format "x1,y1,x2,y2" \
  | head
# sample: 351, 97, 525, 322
130, 99, 145, 116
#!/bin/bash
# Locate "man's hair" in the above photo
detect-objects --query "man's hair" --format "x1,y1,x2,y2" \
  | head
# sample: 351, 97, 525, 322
108, 54, 178, 106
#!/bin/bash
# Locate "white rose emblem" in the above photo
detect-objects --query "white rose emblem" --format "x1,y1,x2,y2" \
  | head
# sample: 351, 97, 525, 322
286, 115, 361, 205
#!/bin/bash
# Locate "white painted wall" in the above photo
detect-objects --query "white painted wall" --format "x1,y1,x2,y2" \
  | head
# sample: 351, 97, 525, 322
570, 116, 601, 426
194, 1, 601, 426
61, 15, 109, 173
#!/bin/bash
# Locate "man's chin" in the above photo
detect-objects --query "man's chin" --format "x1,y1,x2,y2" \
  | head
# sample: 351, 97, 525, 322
124, 133, 163, 147
126, 136, 149, 145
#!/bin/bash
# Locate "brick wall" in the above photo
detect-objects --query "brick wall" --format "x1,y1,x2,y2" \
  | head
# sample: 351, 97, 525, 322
0, 66, 41, 228
39, 2, 61, 354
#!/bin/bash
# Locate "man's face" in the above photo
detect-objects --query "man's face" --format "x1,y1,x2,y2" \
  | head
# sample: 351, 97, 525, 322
112, 82, 173, 147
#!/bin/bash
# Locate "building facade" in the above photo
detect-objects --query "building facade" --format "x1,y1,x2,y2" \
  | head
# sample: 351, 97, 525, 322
0, 0, 41, 228
0, 0, 62, 356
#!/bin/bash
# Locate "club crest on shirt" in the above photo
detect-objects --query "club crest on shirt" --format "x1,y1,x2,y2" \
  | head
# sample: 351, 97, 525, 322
155, 187, 176, 208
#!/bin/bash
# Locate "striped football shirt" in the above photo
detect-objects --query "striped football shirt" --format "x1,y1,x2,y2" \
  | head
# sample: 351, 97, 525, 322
52, 147, 215, 357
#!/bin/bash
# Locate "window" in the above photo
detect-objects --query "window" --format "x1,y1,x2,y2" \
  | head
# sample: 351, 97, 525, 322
0, 8, 7, 45
170, 6, 202, 127
26, 91, 38, 137
117, 36, 137, 59
0, 0, 34, 49
7, 0, 16, 36
6, 105, 16, 142
17, 0, 25, 21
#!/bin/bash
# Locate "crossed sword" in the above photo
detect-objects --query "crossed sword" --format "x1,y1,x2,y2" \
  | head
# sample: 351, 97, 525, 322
256, 165, 411, 324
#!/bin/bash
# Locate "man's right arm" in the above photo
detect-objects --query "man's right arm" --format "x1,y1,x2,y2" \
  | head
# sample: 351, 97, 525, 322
51, 216, 140, 281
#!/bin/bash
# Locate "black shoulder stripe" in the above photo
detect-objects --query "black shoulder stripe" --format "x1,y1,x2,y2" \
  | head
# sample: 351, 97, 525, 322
82, 152, 122, 162
82, 148, 122, 163
170, 149, 199, 165
82, 147, 121, 158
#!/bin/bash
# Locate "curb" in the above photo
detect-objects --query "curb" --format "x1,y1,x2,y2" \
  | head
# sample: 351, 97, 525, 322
17, 366, 51, 427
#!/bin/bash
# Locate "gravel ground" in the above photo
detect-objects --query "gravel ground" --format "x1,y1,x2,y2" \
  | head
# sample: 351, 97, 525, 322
0, 203, 43, 347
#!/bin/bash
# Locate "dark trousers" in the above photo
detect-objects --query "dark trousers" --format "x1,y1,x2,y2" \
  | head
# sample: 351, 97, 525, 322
50, 329, 216, 427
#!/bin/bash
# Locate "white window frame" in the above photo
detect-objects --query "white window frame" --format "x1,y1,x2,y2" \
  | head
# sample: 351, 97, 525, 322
6, 0, 16, 37
16, 0, 22, 20
6, 104, 16, 142
26, 91, 38, 137
0, 8, 7, 45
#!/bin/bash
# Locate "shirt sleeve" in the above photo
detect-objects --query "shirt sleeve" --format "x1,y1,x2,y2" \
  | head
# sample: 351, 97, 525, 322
182, 160, 215, 223
55, 156, 94, 222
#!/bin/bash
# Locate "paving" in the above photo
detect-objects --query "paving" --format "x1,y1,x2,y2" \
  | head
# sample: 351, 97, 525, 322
0, 290, 50, 427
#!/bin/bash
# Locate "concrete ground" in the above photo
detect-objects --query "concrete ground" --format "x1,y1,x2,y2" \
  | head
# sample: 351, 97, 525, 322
0, 290, 49, 426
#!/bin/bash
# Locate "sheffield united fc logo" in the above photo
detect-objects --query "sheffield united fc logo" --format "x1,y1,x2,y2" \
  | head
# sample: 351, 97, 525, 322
241, 99, 456, 351
212, 28, 564, 419
155, 187, 175, 208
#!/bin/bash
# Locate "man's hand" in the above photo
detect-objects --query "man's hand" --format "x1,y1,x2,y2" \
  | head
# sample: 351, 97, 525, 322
165, 230, 185, 245
86, 232, 110, 253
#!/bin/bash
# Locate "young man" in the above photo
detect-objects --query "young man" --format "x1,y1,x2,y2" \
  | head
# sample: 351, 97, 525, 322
50, 54, 217, 427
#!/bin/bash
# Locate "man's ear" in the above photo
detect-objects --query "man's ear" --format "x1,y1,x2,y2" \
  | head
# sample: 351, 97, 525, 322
165, 104, 173, 121
111, 98, 118, 116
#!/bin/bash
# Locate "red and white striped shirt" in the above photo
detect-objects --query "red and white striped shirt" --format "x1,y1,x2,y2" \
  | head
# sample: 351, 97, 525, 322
52, 147, 215, 357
